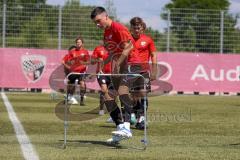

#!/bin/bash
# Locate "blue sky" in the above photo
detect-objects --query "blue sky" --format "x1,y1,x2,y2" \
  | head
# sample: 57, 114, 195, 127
47, 0, 240, 31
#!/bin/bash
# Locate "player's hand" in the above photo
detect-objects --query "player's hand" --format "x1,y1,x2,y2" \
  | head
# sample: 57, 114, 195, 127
150, 63, 158, 81
150, 72, 157, 81
98, 70, 104, 74
64, 64, 71, 70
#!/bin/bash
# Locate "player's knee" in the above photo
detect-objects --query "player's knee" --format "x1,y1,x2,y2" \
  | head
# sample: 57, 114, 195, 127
118, 85, 129, 95
79, 81, 85, 88
101, 85, 108, 93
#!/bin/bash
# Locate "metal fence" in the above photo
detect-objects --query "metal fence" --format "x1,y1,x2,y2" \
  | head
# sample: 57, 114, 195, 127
0, 2, 103, 50
161, 8, 240, 54
1, 2, 240, 53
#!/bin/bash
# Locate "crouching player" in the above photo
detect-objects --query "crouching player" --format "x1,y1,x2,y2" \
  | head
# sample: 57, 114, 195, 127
62, 36, 90, 105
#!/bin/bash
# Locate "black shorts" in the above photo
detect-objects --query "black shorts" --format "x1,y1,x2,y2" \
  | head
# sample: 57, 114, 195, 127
111, 64, 143, 90
97, 75, 111, 86
130, 72, 151, 92
68, 73, 85, 84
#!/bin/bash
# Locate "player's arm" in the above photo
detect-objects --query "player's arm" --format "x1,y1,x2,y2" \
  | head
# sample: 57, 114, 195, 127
63, 46, 76, 69
79, 60, 90, 65
150, 51, 158, 80
113, 40, 133, 74
91, 49, 101, 65
103, 51, 113, 65
116, 40, 133, 66
91, 56, 99, 65
62, 55, 71, 70
148, 37, 158, 80
78, 51, 91, 65
62, 61, 70, 69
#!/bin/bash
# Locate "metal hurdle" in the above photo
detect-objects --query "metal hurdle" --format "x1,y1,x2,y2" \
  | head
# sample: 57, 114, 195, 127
63, 72, 148, 150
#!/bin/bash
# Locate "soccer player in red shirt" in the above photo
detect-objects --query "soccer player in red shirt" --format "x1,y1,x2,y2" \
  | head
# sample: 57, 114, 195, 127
91, 44, 112, 115
130, 17, 158, 129
91, 7, 141, 143
62, 36, 90, 105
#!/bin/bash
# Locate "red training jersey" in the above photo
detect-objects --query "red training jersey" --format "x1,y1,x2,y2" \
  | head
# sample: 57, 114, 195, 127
62, 48, 90, 73
134, 34, 156, 63
103, 21, 140, 64
91, 45, 112, 73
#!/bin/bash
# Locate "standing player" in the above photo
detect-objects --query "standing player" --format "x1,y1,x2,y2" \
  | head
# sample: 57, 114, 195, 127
62, 36, 90, 105
130, 17, 158, 129
91, 44, 112, 115
90, 7, 141, 143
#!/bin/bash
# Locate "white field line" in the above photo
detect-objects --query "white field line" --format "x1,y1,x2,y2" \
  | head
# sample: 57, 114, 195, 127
1, 92, 39, 160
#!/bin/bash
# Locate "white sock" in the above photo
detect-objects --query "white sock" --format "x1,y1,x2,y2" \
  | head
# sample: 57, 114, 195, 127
124, 122, 130, 130
139, 116, 145, 122
117, 123, 124, 130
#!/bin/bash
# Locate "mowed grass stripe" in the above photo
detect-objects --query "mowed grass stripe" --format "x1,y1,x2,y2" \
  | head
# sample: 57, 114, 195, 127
4, 93, 240, 160
1, 92, 39, 160
0, 94, 23, 160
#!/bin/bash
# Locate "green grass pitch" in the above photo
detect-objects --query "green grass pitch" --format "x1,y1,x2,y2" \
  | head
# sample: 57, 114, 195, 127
0, 93, 240, 160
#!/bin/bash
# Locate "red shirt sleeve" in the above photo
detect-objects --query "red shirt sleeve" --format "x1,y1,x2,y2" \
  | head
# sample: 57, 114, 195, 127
118, 30, 131, 43
62, 53, 72, 63
62, 54, 68, 63
92, 47, 99, 59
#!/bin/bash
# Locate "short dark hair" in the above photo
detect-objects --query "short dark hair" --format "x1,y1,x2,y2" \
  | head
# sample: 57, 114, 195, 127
90, 6, 106, 19
130, 17, 143, 26
68, 45, 76, 51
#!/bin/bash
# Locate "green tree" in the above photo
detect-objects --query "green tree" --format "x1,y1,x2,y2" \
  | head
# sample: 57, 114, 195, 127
222, 13, 240, 53
145, 28, 165, 51
20, 13, 49, 48
1, 0, 47, 36
61, 0, 103, 49
234, 28, 240, 53
162, 0, 239, 53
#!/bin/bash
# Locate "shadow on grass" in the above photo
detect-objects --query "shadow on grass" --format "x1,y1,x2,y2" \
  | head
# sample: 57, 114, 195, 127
98, 125, 116, 129
58, 139, 125, 149
58, 139, 147, 151
228, 143, 240, 146
219, 143, 240, 149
